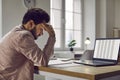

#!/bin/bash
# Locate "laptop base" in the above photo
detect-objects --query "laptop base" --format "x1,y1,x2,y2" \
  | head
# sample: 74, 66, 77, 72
74, 60, 117, 67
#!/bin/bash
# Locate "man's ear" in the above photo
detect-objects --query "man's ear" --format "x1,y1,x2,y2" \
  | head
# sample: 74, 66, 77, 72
29, 20, 35, 30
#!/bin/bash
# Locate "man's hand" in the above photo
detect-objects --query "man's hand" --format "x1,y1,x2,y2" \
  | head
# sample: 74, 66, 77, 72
41, 23, 55, 37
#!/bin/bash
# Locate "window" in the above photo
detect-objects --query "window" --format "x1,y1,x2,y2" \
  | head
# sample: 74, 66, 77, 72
50, 0, 83, 50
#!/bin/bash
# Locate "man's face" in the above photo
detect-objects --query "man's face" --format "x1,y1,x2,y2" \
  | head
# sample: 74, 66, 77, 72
30, 24, 44, 40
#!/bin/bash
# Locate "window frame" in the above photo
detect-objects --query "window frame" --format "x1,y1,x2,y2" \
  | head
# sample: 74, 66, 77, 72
50, 0, 84, 51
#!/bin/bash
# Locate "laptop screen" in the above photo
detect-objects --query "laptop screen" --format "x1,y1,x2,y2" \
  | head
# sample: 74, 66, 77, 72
93, 38, 120, 60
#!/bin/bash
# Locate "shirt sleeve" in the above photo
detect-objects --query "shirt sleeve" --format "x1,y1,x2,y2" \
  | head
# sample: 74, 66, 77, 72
18, 33, 56, 66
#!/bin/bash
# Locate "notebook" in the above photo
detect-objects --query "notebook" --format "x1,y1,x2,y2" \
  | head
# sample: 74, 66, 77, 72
74, 38, 120, 67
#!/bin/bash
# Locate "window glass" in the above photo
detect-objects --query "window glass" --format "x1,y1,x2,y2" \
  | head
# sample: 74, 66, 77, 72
54, 29, 61, 48
65, 0, 73, 12
74, 0, 81, 13
51, 9, 62, 29
50, 0, 82, 50
65, 12, 73, 30
74, 13, 81, 30
51, 0, 62, 9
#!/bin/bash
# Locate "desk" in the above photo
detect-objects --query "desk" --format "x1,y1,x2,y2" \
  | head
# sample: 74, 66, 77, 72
38, 61, 120, 80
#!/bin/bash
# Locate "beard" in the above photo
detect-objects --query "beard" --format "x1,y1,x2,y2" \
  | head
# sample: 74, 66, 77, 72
30, 27, 37, 40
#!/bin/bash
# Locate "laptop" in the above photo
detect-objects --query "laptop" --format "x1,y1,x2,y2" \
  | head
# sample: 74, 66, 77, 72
74, 38, 120, 67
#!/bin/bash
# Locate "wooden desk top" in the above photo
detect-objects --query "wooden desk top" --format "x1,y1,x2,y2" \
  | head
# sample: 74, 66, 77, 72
39, 63, 120, 80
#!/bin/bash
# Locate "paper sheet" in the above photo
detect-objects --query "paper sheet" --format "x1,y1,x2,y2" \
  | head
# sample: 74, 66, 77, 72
48, 58, 80, 68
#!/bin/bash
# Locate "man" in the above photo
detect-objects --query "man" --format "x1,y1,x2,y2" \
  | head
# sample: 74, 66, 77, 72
0, 8, 56, 80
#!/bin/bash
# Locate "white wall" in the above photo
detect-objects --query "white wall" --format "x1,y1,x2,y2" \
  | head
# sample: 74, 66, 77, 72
2, 0, 50, 49
96, 0, 114, 38
96, 0, 120, 38
84, 0, 119, 49
106, 0, 115, 37
83, 0, 95, 50
115, 0, 120, 28
96, 0, 107, 38
2, 0, 26, 35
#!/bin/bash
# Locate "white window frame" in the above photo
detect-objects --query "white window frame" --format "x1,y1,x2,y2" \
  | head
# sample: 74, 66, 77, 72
50, 0, 84, 51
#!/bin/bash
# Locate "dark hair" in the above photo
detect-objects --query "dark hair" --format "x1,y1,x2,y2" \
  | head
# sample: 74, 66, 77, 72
22, 8, 50, 24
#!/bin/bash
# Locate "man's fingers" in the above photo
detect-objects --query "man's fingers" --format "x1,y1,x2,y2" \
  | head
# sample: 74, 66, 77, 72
40, 24, 47, 30
39, 23, 55, 36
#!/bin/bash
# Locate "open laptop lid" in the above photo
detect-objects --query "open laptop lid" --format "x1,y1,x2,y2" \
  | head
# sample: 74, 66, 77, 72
93, 38, 120, 63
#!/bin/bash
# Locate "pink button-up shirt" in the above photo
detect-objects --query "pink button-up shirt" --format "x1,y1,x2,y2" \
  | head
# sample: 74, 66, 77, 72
0, 25, 55, 80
